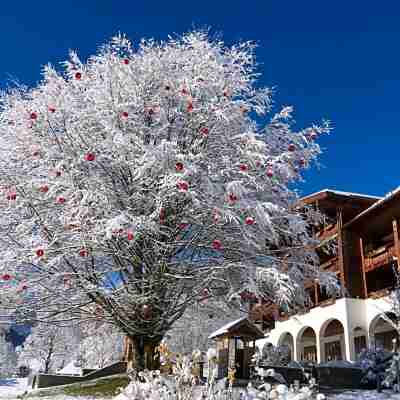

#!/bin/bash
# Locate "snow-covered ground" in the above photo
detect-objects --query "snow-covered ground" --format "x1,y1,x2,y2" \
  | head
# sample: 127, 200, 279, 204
0, 378, 28, 399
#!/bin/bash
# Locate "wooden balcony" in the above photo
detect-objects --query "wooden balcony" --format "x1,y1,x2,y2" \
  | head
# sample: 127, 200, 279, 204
364, 244, 395, 272
320, 256, 339, 272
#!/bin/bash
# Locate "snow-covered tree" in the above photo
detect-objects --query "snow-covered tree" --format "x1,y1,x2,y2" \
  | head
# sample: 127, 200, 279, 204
17, 324, 76, 373
0, 31, 334, 368
165, 301, 243, 354
80, 322, 124, 369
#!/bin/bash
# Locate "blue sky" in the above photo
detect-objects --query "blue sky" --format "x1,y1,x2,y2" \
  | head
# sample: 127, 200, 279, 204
0, 1, 398, 197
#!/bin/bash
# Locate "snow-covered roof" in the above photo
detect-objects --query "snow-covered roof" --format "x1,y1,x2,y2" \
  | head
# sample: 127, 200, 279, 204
301, 188, 381, 201
57, 361, 82, 375
208, 317, 264, 340
346, 186, 400, 227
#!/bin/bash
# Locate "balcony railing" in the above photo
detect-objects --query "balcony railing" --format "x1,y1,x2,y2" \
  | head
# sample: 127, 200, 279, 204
364, 244, 395, 272
316, 223, 337, 242
320, 256, 339, 272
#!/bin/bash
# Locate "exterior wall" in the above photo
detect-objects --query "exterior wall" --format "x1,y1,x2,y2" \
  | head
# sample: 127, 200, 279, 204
256, 295, 394, 363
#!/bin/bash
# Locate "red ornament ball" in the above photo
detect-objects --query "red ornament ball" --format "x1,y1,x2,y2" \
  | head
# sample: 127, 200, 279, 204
55, 170, 62, 177
79, 248, 88, 257
212, 239, 222, 250
288, 143, 296, 152
187, 102, 194, 112
200, 127, 209, 136
181, 88, 189, 95
84, 152, 96, 162
177, 181, 189, 192
175, 162, 184, 172
30, 112, 37, 120
36, 248, 44, 257
123, 58, 129, 65
21, 284, 28, 291
228, 193, 238, 204
56, 196, 66, 204
121, 111, 129, 118
213, 213, 221, 223
6, 192, 17, 201
299, 158, 306, 167
127, 231, 135, 241
39, 185, 49, 193
245, 216, 255, 225
2, 274, 11, 281
75, 72, 82, 80
239, 164, 248, 172
266, 168, 274, 178
48, 107, 56, 113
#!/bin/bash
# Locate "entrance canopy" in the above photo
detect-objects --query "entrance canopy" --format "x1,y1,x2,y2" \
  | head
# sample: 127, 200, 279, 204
209, 317, 265, 340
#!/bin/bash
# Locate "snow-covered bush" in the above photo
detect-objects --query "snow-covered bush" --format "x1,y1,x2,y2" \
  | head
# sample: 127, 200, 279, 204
356, 347, 391, 387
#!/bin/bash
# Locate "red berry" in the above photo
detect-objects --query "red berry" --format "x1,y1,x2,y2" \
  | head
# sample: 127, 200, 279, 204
187, 102, 193, 112
228, 193, 237, 204
30, 112, 37, 120
177, 181, 189, 192
84, 152, 95, 162
121, 111, 129, 118
39, 185, 49, 193
6, 192, 17, 201
179, 223, 188, 230
142, 304, 152, 320
288, 144, 296, 152
299, 158, 306, 167
54, 170, 62, 177
181, 88, 189, 95
2, 274, 11, 281
266, 168, 274, 178
148, 108, 155, 115
127, 232, 135, 241
200, 127, 209, 136
21, 284, 28, 290
213, 213, 221, 223
175, 162, 184, 172
240, 164, 248, 172
223, 90, 229, 97
245, 216, 255, 225
79, 248, 88, 257
36, 248, 44, 257
75, 72, 82, 80
212, 239, 222, 250
56, 196, 66, 204
48, 107, 56, 113
123, 58, 129, 65
159, 208, 166, 222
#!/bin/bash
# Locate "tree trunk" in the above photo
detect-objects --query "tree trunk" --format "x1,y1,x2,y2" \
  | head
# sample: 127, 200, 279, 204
124, 335, 161, 371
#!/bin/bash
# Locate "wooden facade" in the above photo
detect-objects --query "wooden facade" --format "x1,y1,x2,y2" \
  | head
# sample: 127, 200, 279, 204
249, 189, 400, 330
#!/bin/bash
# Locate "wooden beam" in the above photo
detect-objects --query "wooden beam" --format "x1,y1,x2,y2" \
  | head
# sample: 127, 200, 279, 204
337, 208, 346, 295
359, 237, 368, 299
393, 219, 400, 270
314, 281, 319, 306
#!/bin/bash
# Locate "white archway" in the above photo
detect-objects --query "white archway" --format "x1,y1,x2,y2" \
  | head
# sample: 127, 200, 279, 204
369, 312, 398, 352
320, 318, 345, 362
277, 332, 295, 362
297, 326, 317, 363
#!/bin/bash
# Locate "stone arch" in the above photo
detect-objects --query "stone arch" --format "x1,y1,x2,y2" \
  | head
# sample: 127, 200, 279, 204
320, 318, 345, 362
277, 332, 294, 362
297, 326, 317, 363
369, 312, 399, 352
